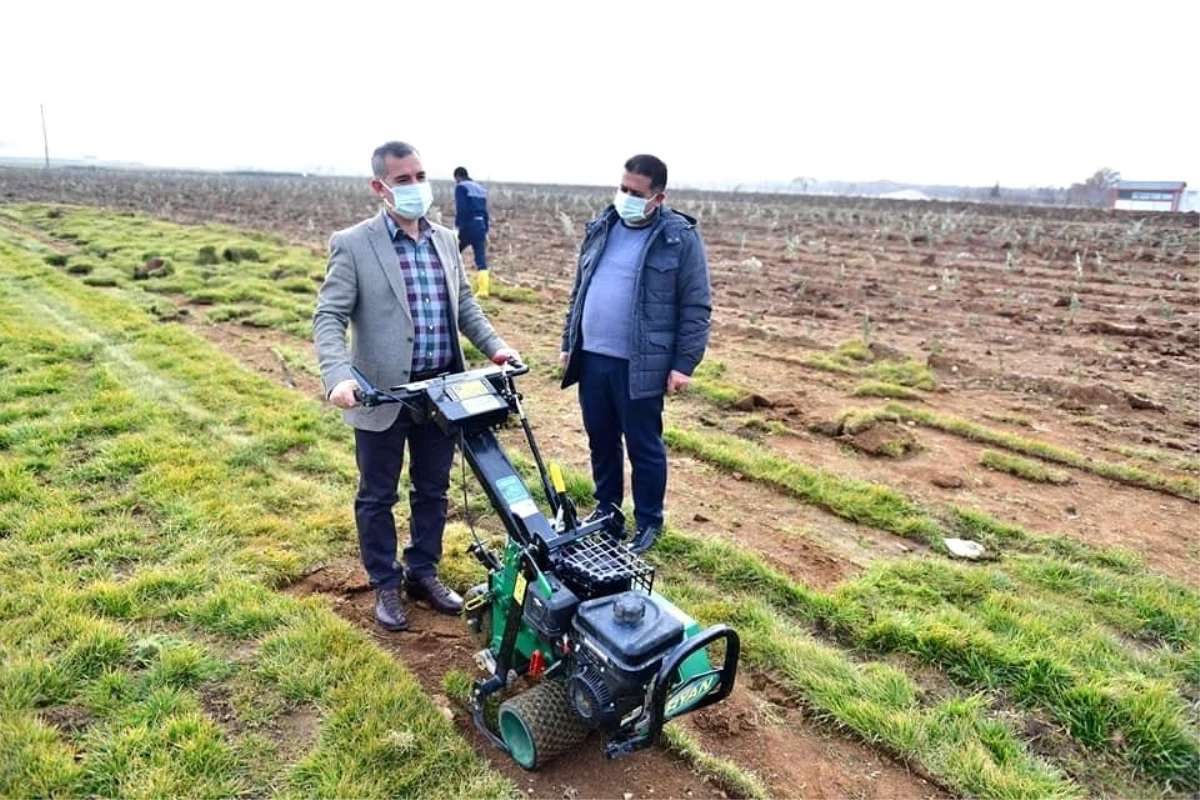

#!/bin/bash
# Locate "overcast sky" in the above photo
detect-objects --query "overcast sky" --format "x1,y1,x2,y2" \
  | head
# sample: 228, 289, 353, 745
1, 0, 1197, 189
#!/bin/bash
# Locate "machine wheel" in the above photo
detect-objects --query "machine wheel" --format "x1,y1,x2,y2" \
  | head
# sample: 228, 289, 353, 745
497, 679, 590, 770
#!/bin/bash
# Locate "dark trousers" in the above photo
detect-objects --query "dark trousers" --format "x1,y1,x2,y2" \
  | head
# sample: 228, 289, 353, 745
354, 415, 456, 587
578, 351, 666, 531
458, 234, 488, 270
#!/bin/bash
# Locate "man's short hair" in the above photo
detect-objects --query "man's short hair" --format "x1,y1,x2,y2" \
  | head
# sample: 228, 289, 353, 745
625, 154, 668, 192
453, 166, 469, 180
371, 141, 419, 178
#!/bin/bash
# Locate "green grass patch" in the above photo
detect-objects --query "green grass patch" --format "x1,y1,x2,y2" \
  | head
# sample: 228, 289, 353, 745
665, 426, 944, 545
852, 380, 922, 400
487, 279, 539, 304
0, 227, 514, 799
980, 449, 1073, 485
1100, 442, 1200, 475
875, 403, 1199, 501
689, 360, 744, 407
836, 339, 874, 362
801, 353, 857, 375
982, 411, 1035, 429
864, 360, 936, 390
656, 530, 1200, 794
3, 204, 329, 341
799, 342, 936, 390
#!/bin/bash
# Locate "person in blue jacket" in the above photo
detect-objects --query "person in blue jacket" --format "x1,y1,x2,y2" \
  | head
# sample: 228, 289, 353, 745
558, 154, 712, 554
453, 166, 491, 296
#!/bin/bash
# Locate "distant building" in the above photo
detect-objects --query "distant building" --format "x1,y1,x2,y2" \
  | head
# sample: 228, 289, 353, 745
1110, 180, 1188, 212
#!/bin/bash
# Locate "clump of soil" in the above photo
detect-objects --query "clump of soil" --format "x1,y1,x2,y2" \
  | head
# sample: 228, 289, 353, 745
846, 422, 921, 458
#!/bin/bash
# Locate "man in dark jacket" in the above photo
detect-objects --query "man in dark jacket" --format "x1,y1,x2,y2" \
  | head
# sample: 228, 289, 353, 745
559, 154, 712, 553
453, 166, 491, 296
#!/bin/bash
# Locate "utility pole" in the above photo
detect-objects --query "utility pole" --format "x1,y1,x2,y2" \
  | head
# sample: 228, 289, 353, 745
40, 104, 50, 169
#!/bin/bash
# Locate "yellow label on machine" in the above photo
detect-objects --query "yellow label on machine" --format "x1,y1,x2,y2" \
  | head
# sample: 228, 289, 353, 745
451, 380, 490, 400
513, 573, 527, 604
549, 463, 566, 494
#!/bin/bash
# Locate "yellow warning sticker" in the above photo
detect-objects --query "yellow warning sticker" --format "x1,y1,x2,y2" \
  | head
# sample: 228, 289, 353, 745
513, 573, 527, 605
452, 380, 489, 400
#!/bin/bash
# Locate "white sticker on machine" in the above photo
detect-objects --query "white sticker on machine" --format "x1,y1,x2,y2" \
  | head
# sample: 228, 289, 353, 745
510, 498, 540, 518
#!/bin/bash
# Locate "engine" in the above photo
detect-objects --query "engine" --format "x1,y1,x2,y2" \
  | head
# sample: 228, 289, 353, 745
565, 591, 685, 730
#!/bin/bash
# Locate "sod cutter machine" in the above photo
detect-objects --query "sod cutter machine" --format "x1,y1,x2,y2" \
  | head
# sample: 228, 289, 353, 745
353, 359, 739, 770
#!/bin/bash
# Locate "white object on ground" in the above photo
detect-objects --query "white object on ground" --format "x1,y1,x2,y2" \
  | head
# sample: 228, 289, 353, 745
943, 538, 987, 560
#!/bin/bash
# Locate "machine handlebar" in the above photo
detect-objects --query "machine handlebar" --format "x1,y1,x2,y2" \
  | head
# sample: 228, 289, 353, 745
351, 358, 528, 408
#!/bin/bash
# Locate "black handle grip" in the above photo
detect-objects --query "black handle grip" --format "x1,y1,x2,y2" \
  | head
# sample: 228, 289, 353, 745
500, 357, 529, 377
651, 625, 739, 732
603, 623, 740, 761
348, 367, 375, 407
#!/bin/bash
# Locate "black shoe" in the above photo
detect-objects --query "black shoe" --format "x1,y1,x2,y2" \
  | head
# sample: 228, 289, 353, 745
583, 503, 626, 538
630, 524, 662, 555
405, 575, 464, 615
374, 587, 409, 632
582, 506, 608, 524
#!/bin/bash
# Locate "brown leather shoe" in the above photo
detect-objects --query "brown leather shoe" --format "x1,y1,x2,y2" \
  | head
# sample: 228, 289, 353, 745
405, 575, 464, 615
374, 587, 409, 632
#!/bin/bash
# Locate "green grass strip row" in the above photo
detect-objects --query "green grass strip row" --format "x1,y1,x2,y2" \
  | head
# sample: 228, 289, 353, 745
871, 403, 1200, 502
664, 427, 945, 545
655, 532, 1199, 791
797, 341, 937, 391
980, 449, 1073, 485
852, 380, 923, 400
659, 575, 1080, 799
486, 448, 1196, 794
1099, 442, 1200, 475
0, 233, 515, 799
664, 425, 1141, 572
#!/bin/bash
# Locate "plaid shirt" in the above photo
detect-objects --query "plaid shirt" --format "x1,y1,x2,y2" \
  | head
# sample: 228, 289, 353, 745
384, 213, 453, 374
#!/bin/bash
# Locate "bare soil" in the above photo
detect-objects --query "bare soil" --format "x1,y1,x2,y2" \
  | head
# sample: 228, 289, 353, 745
5, 168, 1197, 797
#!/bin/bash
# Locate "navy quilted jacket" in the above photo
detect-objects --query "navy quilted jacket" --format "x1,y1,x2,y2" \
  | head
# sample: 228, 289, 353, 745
560, 204, 712, 399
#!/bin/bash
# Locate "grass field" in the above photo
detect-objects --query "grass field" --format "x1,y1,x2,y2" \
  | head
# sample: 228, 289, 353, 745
0, 217, 515, 798
1, 196, 1197, 799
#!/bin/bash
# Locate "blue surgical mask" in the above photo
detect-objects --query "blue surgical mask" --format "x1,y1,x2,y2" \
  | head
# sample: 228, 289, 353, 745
614, 189, 653, 223
384, 181, 433, 220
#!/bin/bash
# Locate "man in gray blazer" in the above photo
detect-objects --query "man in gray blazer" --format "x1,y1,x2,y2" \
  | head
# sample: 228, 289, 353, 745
314, 140, 519, 632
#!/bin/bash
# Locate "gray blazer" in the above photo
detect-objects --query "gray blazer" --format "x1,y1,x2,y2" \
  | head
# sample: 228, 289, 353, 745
313, 211, 509, 431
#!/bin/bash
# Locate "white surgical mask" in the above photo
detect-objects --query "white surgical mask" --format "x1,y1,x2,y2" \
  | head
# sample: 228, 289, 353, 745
613, 189, 653, 223
384, 181, 433, 220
